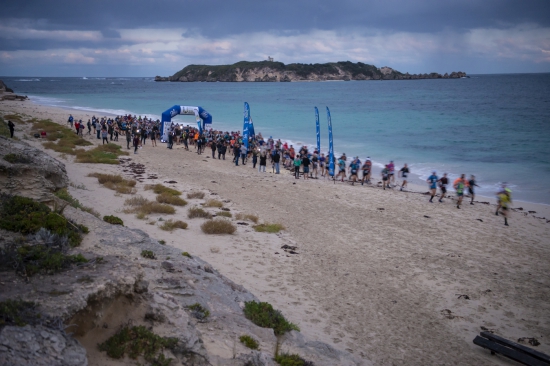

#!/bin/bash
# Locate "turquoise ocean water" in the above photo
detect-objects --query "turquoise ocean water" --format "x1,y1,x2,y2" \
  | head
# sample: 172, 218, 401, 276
3, 74, 550, 204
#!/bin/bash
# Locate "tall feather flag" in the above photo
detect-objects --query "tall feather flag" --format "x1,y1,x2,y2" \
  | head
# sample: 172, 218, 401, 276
243, 102, 250, 149
315, 107, 320, 154
327, 107, 335, 177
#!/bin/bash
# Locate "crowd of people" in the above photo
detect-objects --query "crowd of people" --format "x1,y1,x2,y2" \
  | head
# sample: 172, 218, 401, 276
66, 114, 513, 226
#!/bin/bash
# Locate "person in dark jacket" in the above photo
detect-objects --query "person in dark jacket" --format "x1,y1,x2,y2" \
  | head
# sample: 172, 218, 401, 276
7, 120, 15, 138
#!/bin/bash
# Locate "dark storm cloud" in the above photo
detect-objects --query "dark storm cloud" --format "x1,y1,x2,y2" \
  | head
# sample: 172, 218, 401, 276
1, 0, 549, 38
100, 29, 121, 39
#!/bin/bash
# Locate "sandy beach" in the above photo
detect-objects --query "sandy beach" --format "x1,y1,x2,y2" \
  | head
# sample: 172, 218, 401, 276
2, 98, 550, 365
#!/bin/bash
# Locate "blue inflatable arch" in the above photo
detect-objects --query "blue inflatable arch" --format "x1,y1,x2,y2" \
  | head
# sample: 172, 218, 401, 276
160, 105, 212, 141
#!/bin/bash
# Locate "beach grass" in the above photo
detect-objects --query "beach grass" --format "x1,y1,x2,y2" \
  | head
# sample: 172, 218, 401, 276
204, 199, 223, 208
216, 211, 232, 218
54, 188, 100, 218
2, 114, 27, 124
187, 207, 212, 219
0, 118, 12, 138
75, 144, 128, 164
186, 191, 205, 199
140, 250, 156, 259
239, 335, 259, 350
145, 184, 181, 196
123, 196, 175, 215
32, 119, 92, 154
274, 353, 311, 366
88, 173, 136, 194
235, 213, 259, 224
159, 220, 188, 231
243, 301, 299, 336
200, 219, 236, 234
103, 215, 124, 226
182, 252, 192, 258
124, 195, 148, 206
253, 223, 284, 233
156, 192, 187, 206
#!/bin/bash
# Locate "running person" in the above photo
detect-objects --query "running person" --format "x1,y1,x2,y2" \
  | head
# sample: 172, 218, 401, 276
293, 154, 301, 179
427, 171, 438, 202
382, 165, 390, 190
349, 157, 360, 185
468, 175, 479, 205
496, 186, 512, 226
399, 163, 409, 191
453, 174, 469, 209
437, 173, 448, 203
387, 160, 395, 188
361, 158, 372, 185
336, 157, 346, 182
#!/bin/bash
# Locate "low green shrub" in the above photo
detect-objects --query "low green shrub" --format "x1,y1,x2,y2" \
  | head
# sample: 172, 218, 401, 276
200, 219, 236, 235
243, 301, 299, 336
181, 252, 192, 258
141, 250, 156, 259
239, 335, 259, 350
0, 299, 40, 327
3, 153, 31, 164
187, 303, 210, 320
156, 192, 187, 206
274, 353, 314, 366
188, 207, 212, 219
159, 220, 188, 231
98, 325, 177, 364
145, 184, 181, 196
253, 223, 285, 233
204, 199, 223, 208
103, 215, 124, 226
88, 173, 136, 194
54, 189, 100, 218
216, 211, 232, 218
186, 191, 205, 199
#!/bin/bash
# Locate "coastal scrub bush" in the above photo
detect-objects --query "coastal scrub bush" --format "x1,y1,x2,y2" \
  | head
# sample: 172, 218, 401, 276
239, 335, 259, 350
253, 223, 284, 233
187, 303, 210, 321
32, 119, 92, 154
124, 195, 148, 206
54, 188, 100, 218
88, 173, 136, 194
216, 211, 232, 218
204, 199, 223, 208
186, 191, 205, 199
125, 201, 175, 215
0, 195, 85, 247
98, 325, 177, 363
75, 144, 128, 164
103, 215, 123, 226
2, 114, 26, 124
274, 353, 314, 366
235, 213, 259, 224
181, 252, 192, 258
243, 301, 299, 336
3, 153, 31, 164
187, 207, 212, 219
145, 184, 181, 196
0, 299, 40, 327
0, 118, 12, 138
141, 250, 156, 259
159, 220, 188, 231
200, 219, 236, 235
156, 192, 187, 206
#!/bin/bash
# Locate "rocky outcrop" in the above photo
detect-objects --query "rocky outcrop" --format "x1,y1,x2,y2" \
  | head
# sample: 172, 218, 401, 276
0, 80, 28, 101
0, 136, 69, 201
156, 61, 466, 82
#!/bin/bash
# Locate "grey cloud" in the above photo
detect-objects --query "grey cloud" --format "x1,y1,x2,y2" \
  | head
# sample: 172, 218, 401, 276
101, 29, 121, 38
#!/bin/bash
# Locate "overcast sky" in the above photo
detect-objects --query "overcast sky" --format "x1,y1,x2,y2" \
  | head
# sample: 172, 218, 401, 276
1, 0, 549, 76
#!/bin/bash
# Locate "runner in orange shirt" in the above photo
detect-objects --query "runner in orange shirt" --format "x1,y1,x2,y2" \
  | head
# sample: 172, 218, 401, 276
453, 174, 469, 209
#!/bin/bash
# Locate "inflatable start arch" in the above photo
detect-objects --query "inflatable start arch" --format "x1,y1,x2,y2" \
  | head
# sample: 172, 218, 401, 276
160, 105, 212, 141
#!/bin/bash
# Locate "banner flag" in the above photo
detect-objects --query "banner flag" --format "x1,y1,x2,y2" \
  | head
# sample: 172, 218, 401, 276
315, 107, 320, 154
243, 102, 250, 149
327, 107, 335, 177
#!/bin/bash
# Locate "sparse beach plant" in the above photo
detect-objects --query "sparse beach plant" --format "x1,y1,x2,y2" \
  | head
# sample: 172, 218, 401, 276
156, 192, 187, 206
145, 184, 181, 196
187, 303, 210, 321
253, 223, 284, 233
88, 173, 136, 194
0, 299, 40, 326
135, 212, 147, 220
274, 353, 313, 366
159, 220, 188, 231
186, 191, 205, 199
239, 335, 259, 350
75, 144, 128, 164
204, 199, 223, 208
3, 153, 31, 164
158, 240, 166, 245
188, 207, 212, 219
98, 325, 177, 363
243, 301, 299, 336
103, 215, 123, 226
216, 211, 232, 218
54, 188, 100, 218
181, 252, 192, 258
200, 219, 236, 234
124, 195, 148, 207
235, 213, 259, 223
141, 250, 156, 259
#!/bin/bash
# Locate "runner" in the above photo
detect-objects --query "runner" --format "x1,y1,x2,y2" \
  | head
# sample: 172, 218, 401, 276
453, 174, 469, 209
382, 165, 390, 190
361, 158, 372, 185
496, 186, 512, 226
259, 151, 267, 172
349, 157, 360, 185
437, 173, 448, 203
293, 154, 301, 179
336, 157, 346, 182
319, 153, 326, 177
399, 163, 409, 191
387, 160, 395, 188
468, 175, 479, 205
311, 153, 319, 178
427, 171, 438, 202
301, 153, 311, 180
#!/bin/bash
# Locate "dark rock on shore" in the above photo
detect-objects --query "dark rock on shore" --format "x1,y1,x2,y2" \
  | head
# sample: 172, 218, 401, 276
0, 80, 29, 101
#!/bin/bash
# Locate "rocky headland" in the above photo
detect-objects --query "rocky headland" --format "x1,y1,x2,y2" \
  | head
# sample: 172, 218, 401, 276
155, 61, 467, 82
0, 80, 28, 101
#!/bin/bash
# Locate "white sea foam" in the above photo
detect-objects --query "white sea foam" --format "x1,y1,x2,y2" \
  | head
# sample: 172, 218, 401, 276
15, 78, 40, 82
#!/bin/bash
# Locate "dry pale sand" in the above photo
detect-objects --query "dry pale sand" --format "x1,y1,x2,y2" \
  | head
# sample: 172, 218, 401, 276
2, 99, 550, 365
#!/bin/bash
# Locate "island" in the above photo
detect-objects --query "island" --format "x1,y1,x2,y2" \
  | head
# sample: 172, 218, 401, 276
155, 60, 467, 82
